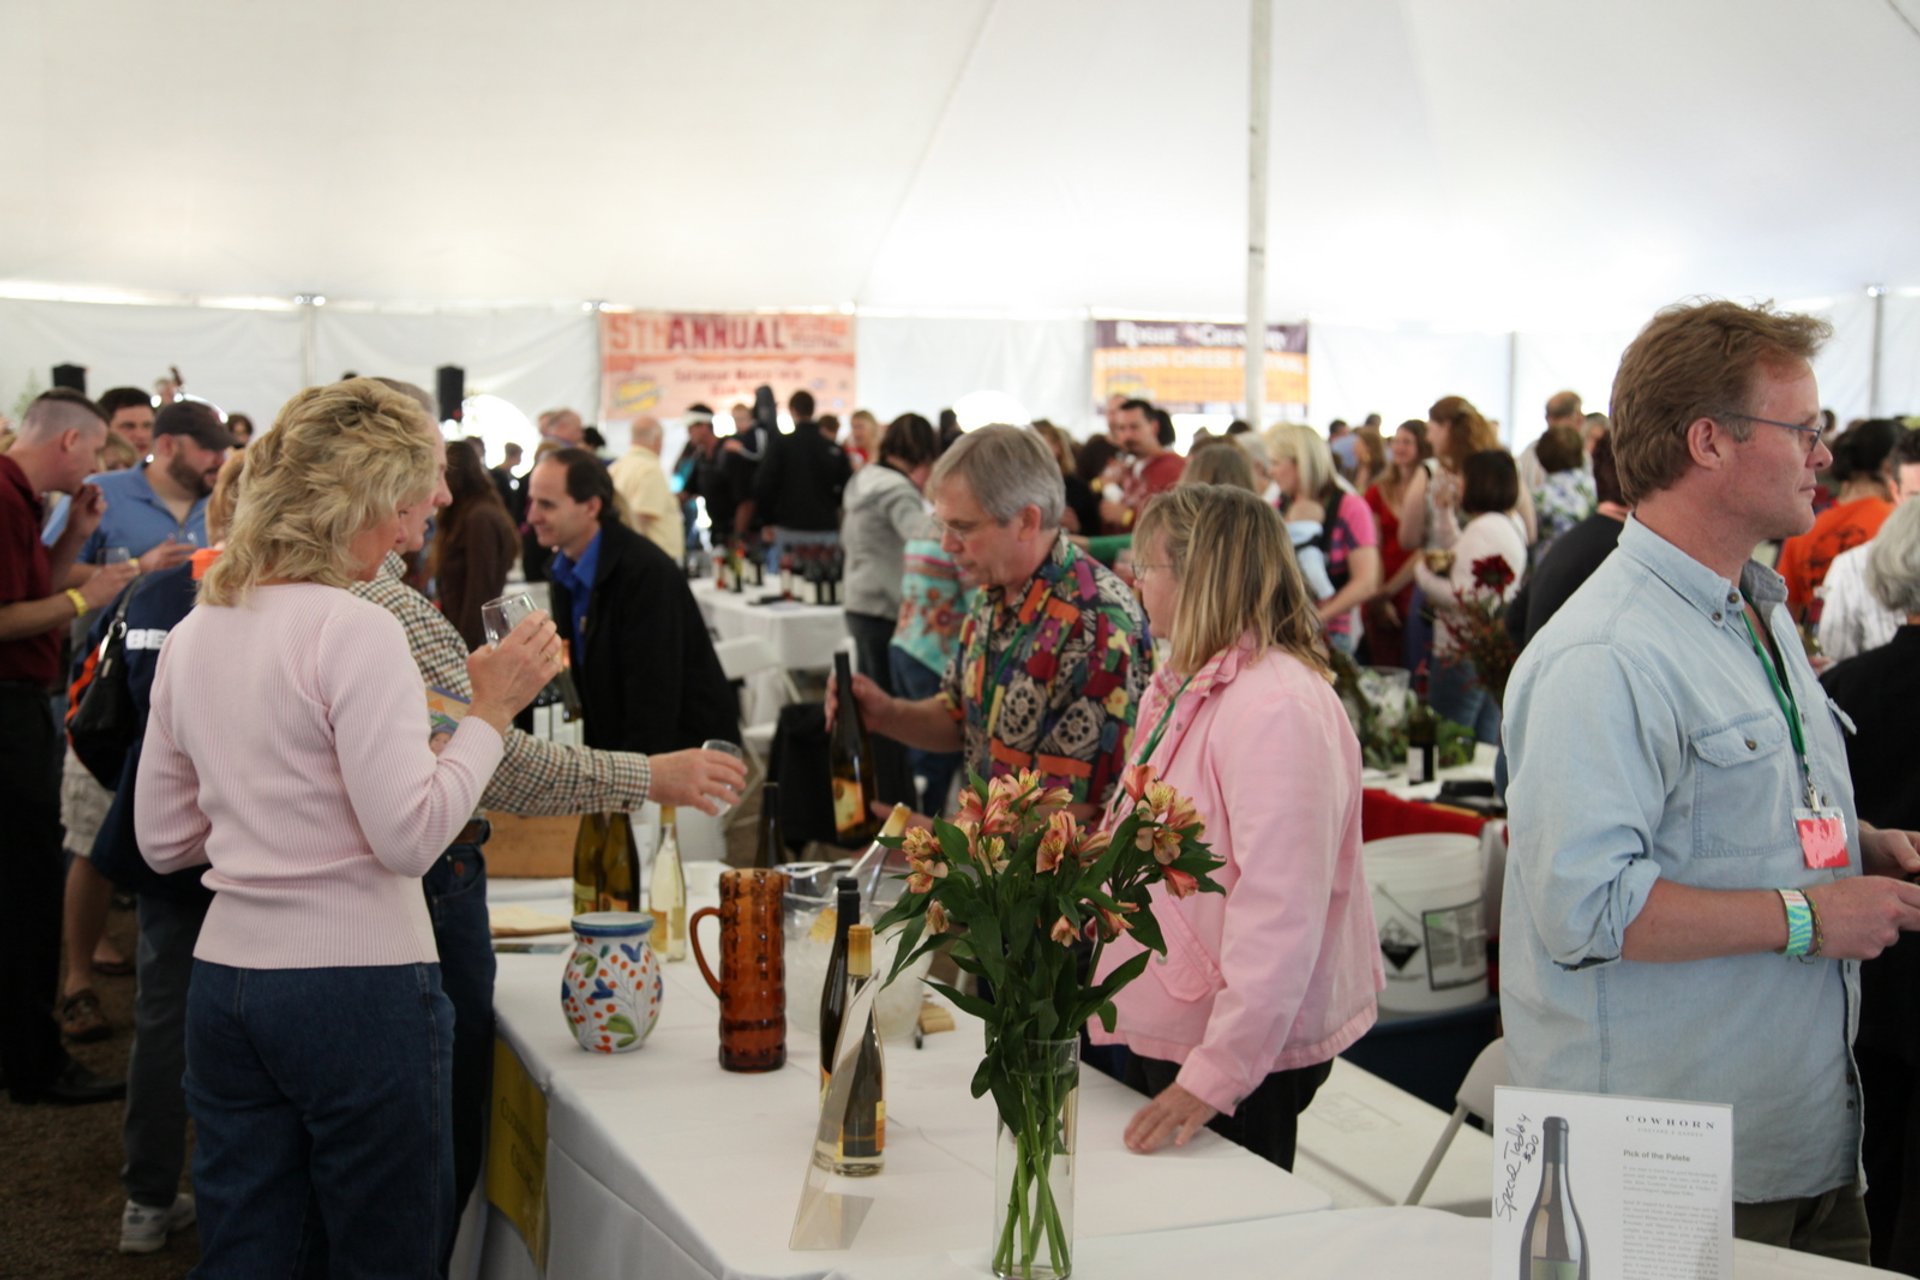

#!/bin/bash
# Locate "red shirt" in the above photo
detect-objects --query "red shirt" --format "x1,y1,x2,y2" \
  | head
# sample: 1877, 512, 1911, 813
0, 454, 59, 686
1114, 450, 1185, 531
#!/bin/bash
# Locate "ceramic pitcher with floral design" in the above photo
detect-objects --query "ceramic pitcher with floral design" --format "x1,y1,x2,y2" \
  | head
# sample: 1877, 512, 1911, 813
561, 912, 663, 1053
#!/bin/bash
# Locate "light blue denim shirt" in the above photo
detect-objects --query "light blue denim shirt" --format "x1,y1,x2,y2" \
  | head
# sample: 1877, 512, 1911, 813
1501, 516, 1861, 1204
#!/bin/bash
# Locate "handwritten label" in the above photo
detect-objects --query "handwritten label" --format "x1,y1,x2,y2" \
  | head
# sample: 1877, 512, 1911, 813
1494, 1112, 1539, 1222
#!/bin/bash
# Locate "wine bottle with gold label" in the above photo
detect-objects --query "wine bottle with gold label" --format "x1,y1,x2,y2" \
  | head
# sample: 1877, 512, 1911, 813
818, 877, 861, 1094
829, 652, 880, 843
815, 923, 885, 1177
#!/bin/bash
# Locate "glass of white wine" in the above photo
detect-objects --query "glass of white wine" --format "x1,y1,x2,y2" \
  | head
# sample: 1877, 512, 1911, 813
703, 739, 747, 817
103, 546, 132, 566
481, 592, 538, 647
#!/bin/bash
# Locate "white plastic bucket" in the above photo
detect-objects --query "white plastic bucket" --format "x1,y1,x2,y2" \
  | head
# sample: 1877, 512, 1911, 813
1361, 833, 1488, 1014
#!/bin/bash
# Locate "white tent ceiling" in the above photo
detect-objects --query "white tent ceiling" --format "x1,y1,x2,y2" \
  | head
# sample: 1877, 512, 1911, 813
8, 0, 1920, 330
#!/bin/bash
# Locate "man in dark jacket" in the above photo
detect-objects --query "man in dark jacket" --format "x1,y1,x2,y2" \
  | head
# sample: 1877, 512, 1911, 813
528, 447, 740, 754
752, 388, 850, 570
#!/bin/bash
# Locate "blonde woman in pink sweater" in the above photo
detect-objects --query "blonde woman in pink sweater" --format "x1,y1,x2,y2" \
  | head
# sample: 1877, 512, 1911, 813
136, 380, 556, 1278
1089, 484, 1383, 1170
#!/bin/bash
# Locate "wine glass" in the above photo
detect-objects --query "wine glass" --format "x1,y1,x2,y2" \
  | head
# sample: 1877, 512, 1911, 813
481, 591, 538, 647
103, 546, 132, 567
702, 739, 747, 817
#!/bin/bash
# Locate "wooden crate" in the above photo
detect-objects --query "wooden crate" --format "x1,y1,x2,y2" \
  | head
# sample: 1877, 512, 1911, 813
484, 813, 576, 879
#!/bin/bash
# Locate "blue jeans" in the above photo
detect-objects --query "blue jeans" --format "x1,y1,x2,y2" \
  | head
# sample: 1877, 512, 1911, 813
122, 890, 212, 1208
185, 960, 454, 1279
423, 836, 496, 1236
1428, 654, 1503, 746
890, 647, 962, 814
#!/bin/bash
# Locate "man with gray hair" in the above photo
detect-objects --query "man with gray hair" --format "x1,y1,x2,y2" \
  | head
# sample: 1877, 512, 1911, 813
835, 424, 1151, 816
610, 414, 682, 562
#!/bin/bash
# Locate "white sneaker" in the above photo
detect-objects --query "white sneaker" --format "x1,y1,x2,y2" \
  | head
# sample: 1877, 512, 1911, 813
119, 1194, 196, 1254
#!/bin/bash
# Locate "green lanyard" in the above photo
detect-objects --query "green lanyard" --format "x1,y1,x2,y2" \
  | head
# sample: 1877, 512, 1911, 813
1738, 594, 1814, 803
1133, 674, 1195, 768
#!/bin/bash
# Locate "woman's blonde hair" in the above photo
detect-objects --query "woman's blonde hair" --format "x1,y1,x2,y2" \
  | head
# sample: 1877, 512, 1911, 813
201, 378, 436, 607
203, 451, 248, 544
1135, 484, 1328, 678
1265, 422, 1337, 502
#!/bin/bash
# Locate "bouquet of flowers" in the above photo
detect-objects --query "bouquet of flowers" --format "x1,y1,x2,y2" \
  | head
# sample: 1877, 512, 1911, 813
876, 766, 1224, 1279
1442, 554, 1521, 702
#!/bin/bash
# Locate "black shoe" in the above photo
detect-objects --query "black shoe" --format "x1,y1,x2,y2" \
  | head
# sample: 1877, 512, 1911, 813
9, 1059, 126, 1106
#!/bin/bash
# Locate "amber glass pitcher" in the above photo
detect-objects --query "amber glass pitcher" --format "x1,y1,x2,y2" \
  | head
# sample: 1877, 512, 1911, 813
690, 868, 788, 1072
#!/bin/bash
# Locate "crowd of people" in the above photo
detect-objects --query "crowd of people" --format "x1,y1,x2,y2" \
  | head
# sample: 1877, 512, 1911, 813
5, 291, 1920, 1273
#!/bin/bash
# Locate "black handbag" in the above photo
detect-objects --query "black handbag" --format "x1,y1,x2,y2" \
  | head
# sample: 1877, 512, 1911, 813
67, 580, 144, 786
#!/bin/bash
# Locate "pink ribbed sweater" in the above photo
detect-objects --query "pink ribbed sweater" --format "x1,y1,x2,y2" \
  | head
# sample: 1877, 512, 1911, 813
136, 583, 504, 968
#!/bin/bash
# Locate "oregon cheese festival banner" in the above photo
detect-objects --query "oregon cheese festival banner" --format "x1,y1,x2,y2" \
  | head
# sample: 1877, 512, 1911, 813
599, 310, 857, 423
1092, 318, 1309, 417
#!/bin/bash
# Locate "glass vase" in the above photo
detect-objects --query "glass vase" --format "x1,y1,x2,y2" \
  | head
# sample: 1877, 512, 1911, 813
991, 1037, 1079, 1280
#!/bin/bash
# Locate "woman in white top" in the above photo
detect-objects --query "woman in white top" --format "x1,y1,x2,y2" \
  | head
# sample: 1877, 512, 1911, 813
137, 380, 556, 1278
1414, 449, 1529, 744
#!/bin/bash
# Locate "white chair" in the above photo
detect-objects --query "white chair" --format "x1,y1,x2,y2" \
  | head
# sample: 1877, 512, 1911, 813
1402, 1036, 1507, 1206
712, 635, 801, 770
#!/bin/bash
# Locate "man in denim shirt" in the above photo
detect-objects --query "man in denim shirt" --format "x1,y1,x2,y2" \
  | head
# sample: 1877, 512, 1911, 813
1503, 299, 1920, 1263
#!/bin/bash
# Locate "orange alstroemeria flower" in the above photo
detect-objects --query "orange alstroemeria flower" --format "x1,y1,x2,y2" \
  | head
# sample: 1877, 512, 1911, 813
926, 900, 951, 934
1161, 867, 1199, 898
1035, 809, 1075, 873
1050, 915, 1078, 945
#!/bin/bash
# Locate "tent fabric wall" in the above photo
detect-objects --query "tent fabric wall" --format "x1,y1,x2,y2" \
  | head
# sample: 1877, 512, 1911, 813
0, 296, 1905, 451
1306, 323, 1512, 440
312, 309, 600, 424
0, 299, 305, 424
854, 315, 1093, 429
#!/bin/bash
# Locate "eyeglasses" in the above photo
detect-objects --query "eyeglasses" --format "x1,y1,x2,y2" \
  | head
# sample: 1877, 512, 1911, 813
1721, 412, 1824, 456
1131, 562, 1174, 576
931, 516, 1005, 541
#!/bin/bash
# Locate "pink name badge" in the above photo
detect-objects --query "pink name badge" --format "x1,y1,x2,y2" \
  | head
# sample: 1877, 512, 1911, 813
1795, 807, 1849, 870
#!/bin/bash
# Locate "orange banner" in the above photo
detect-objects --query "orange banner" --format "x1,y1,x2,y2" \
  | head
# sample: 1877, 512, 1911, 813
1092, 318, 1309, 416
599, 311, 857, 423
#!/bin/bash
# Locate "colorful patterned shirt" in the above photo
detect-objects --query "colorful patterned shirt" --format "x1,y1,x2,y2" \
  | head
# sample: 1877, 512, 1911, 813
892, 517, 974, 677
352, 554, 651, 817
938, 534, 1153, 806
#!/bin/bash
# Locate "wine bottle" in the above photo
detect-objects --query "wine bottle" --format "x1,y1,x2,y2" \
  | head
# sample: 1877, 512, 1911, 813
752, 782, 786, 868
600, 811, 643, 913
816, 923, 885, 1176
819, 876, 861, 1093
649, 806, 687, 960
829, 653, 880, 843
571, 812, 607, 917
1407, 696, 1437, 784
780, 550, 796, 600
1519, 1116, 1588, 1280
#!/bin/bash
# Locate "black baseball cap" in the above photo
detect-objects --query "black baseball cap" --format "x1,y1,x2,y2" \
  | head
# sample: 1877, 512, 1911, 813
154, 400, 240, 450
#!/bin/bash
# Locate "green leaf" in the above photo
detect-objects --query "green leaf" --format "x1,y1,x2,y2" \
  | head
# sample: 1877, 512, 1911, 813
605, 1014, 636, 1035
616, 1034, 637, 1048
882, 912, 929, 986
928, 979, 997, 1022
874, 894, 922, 933
579, 955, 598, 978
967, 910, 1006, 989
1096, 999, 1118, 1032
970, 1053, 996, 1100
936, 821, 974, 868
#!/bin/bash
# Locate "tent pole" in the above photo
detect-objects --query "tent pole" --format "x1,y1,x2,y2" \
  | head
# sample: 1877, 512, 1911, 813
1244, 0, 1271, 428
300, 300, 317, 387
1868, 285, 1886, 417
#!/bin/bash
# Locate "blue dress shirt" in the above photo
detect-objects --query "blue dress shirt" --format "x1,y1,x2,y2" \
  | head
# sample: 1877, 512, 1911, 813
1501, 516, 1862, 1203
547, 529, 602, 671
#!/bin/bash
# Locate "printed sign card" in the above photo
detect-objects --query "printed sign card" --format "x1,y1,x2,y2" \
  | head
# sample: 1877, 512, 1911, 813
1492, 1086, 1732, 1280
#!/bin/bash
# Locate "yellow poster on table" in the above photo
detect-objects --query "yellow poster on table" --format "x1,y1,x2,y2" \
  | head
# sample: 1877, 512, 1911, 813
1091, 318, 1310, 417
599, 310, 857, 426
486, 1036, 549, 1273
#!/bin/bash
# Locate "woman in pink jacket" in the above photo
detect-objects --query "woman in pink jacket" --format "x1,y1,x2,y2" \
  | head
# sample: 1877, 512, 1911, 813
1089, 483, 1383, 1169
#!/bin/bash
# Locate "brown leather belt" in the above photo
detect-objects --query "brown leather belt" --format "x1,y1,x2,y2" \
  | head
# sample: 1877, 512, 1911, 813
453, 819, 490, 847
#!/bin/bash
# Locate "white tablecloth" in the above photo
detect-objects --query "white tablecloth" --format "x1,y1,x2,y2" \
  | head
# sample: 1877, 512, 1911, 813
694, 582, 847, 673
1294, 1057, 1492, 1214
474, 887, 1332, 1280
858, 1205, 1892, 1280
